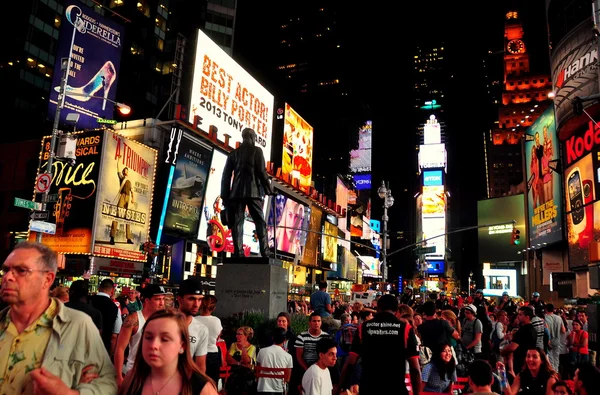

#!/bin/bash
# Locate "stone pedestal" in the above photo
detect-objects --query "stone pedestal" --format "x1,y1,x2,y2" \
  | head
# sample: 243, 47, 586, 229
216, 257, 288, 319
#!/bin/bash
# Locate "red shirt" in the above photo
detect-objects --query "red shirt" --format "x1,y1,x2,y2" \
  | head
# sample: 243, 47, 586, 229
569, 330, 589, 354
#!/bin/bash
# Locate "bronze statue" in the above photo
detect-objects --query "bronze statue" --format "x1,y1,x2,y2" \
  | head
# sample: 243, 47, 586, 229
221, 128, 274, 257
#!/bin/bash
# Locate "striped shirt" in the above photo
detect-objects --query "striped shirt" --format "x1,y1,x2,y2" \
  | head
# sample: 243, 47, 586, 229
295, 330, 330, 365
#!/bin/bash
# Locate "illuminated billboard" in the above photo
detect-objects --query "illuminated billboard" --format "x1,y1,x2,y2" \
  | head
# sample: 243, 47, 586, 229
189, 29, 274, 160
282, 103, 313, 193
48, 1, 124, 128
350, 121, 372, 173
426, 260, 445, 275
301, 206, 322, 267
353, 174, 371, 190
30, 130, 104, 253
524, 105, 563, 246
422, 216, 445, 260
419, 143, 447, 170
483, 268, 518, 297
477, 194, 526, 263
422, 186, 445, 217
93, 131, 157, 261
423, 115, 441, 144
163, 133, 212, 238
335, 177, 350, 247
197, 149, 267, 255
423, 170, 443, 187
267, 194, 310, 258
358, 255, 380, 278
323, 221, 338, 263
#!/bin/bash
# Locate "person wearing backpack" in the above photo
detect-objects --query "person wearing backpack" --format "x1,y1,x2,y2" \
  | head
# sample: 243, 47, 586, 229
334, 313, 357, 373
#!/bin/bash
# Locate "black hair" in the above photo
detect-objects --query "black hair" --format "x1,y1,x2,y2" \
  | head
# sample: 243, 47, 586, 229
272, 327, 287, 345
430, 343, 456, 381
575, 363, 600, 392
551, 380, 573, 395
316, 337, 337, 355
423, 301, 436, 317
377, 294, 398, 312
69, 280, 89, 301
519, 306, 534, 319
468, 359, 494, 387
99, 278, 115, 291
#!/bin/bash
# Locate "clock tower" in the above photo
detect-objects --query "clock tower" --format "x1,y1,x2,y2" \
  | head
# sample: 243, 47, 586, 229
485, 10, 553, 198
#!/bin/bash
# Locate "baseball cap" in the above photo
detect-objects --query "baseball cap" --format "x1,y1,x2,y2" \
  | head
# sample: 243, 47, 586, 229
502, 291, 509, 296
178, 279, 203, 296
532, 292, 540, 297
464, 304, 477, 314
141, 284, 168, 299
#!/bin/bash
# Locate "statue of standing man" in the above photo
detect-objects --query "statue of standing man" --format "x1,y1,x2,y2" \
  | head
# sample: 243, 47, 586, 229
221, 128, 274, 257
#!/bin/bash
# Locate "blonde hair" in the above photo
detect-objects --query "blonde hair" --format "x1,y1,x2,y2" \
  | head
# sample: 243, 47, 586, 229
237, 326, 254, 341
51, 286, 69, 301
441, 309, 461, 334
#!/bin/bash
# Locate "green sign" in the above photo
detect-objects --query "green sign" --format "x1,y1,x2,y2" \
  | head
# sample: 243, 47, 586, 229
97, 118, 117, 125
414, 246, 436, 255
14, 197, 40, 210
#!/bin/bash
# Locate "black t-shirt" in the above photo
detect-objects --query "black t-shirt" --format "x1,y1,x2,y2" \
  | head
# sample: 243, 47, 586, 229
350, 312, 419, 394
512, 323, 537, 374
418, 319, 455, 351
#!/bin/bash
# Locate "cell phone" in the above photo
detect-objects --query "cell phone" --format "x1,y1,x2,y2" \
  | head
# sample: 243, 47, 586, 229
567, 168, 586, 234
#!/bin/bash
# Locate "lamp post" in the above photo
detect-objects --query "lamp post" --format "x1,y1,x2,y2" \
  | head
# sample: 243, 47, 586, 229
377, 180, 394, 283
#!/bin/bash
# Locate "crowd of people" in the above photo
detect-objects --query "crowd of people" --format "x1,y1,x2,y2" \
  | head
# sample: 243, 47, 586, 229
2, 241, 600, 395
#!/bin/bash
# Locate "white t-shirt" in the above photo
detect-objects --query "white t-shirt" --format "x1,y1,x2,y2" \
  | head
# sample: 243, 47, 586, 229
195, 315, 222, 353
302, 364, 332, 395
256, 345, 293, 393
188, 318, 209, 357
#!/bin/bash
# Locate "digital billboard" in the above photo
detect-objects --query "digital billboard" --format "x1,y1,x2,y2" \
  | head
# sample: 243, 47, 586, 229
358, 255, 380, 278
197, 149, 266, 255
419, 143, 447, 170
524, 105, 563, 246
335, 177, 350, 248
423, 170, 443, 186
189, 29, 274, 160
422, 216, 445, 260
163, 133, 212, 238
301, 206, 322, 267
353, 174, 371, 190
350, 121, 372, 173
48, 0, 124, 128
477, 194, 526, 263
323, 221, 338, 263
426, 260, 445, 275
282, 103, 313, 193
29, 130, 104, 253
483, 268, 518, 297
423, 116, 441, 144
267, 194, 310, 258
93, 131, 157, 261
422, 186, 445, 217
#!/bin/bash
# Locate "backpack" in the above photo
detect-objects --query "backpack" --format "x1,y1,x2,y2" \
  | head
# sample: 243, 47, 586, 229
337, 324, 357, 352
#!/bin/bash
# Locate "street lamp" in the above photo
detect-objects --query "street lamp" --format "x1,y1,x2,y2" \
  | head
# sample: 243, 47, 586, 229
53, 88, 132, 115
377, 180, 394, 282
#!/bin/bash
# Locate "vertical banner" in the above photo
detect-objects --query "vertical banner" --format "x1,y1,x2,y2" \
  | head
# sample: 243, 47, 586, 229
93, 131, 156, 261
301, 206, 322, 267
282, 103, 314, 192
29, 131, 103, 253
267, 194, 310, 258
163, 133, 212, 238
323, 221, 338, 263
48, 0, 124, 128
524, 105, 563, 246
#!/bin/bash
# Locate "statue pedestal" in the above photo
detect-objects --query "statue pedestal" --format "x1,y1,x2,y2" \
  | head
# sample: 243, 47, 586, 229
216, 257, 288, 319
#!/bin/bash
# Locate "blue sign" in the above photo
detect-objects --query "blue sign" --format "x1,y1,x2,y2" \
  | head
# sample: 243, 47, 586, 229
353, 174, 372, 190
48, 1, 125, 128
426, 260, 445, 274
397, 275, 403, 295
423, 170, 443, 186
370, 219, 380, 233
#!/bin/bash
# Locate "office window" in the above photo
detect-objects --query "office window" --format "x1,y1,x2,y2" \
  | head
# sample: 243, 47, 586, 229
137, 0, 151, 17
156, 15, 167, 31
156, 37, 164, 51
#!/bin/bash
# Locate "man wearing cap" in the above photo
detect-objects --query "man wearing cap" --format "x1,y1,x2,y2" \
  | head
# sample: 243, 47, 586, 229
178, 279, 209, 373
496, 291, 517, 316
114, 283, 166, 386
435, 291, 451, 311
461, 304, 483, 358
530, 292, 546, 317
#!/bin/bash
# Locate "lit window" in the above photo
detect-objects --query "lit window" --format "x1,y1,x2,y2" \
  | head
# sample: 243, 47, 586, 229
156, 38, 164, 51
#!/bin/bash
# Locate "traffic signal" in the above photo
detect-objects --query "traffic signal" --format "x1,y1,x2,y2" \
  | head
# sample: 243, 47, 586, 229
572, 96, 584, 116
511, 228, 521, 245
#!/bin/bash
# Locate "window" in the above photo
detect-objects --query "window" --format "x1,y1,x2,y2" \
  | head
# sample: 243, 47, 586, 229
109, 0, 124, 7
156, 37, 164, 51
137, 0, 150, 17
155, 15, 167, 31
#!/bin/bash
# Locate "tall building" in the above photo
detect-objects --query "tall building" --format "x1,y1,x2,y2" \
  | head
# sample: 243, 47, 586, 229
485, 10, 553, 198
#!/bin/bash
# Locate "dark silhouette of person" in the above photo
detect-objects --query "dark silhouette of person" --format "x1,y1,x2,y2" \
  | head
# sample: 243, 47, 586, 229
221, 127, 274, 257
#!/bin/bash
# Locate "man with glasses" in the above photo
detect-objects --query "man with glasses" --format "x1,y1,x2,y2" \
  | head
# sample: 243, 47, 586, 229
0, 241, 117, 394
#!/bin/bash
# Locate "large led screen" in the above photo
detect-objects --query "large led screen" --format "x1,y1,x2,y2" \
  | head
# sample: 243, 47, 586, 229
419, 144, 446, 170
322, 221, 338, 263
524, 105, 563, 246
301, 206, 322, 267
282, 103, 314, 193
422, 186, 445, 217
267, 194, 310, 258
426, 260, 445, 275
350, 121, 372, 173
48, 0, 124, 128
29, 130, 104, 253
93, 131, 157, 261
422, 216, 445, 260
477, 194, 526, 263
358, 255, 380, 278
483, 269, 518, 297
189, 29, 274, 161
197, 149, 266, 255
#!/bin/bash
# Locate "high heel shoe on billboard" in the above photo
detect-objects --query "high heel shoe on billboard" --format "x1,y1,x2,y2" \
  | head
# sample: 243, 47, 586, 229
55, 61, 117, 110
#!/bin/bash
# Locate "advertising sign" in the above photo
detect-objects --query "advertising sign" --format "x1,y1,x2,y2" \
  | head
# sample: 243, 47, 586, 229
353, 174, 371, 190
422, 186, 445, 217
477, 194, 526, 263
422, 216, 446, 260
301, 206, 322, 267
92, 257, 143, 278
267, 194, 310, 258
336, 177, 350, 245
482, 268, 518, 297
190, 29, 274, 160
358, 255, 380, 278
163, 133, 212, 238
350, 121, 372, 173
550, 18, 598, 128
197, 149, 266, 255
48, 0, 124, 128
423, 170, 443, 186
524, 106, 563, 246
426, 260, 445, 275
423, 116, 441, 144
282, 103, 313, 193
93, 131, 156, 261
323, 221, 338, 263
29, 130, 104, 253
419, 143, 447, 170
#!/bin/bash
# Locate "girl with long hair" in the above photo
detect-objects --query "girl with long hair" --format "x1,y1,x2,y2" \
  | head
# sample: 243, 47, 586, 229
118, 309, 217, 395
498, 347, 559, 395
421, 343, 457, 393
195, 295, 223, 386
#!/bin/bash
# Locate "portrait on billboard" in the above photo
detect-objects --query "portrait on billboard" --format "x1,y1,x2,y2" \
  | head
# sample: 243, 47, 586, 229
564, 153, 595, 269
48, 0, 124, 128
524, 106, 563, 246
323, 221, 338, 263
267, 194, 309, 257
282, 103, 314, 193
301, 206, 322, 267
93, 131, 156, 261
422, 186, 445, 217
29, 131, 103, 253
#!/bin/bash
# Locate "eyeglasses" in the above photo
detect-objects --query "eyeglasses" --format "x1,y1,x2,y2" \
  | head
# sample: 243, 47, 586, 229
0, 265, 49, 277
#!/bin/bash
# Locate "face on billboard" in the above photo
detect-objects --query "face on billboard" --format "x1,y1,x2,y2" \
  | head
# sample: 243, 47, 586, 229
48, 1, 124, 128
323, 221, 338, 263
477, 194, 526, 263
93, 131, 156, 261
189, 29, 274, 161
524, 106, 563, 246
422, 186, 445, 217
422, 216, 445, 260
282, 103, 314, 193
301, 206, 322, 267
267, 194, 309, 257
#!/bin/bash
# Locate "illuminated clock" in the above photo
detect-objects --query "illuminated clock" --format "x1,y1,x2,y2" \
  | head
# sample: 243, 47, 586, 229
507, 39, 525, 54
